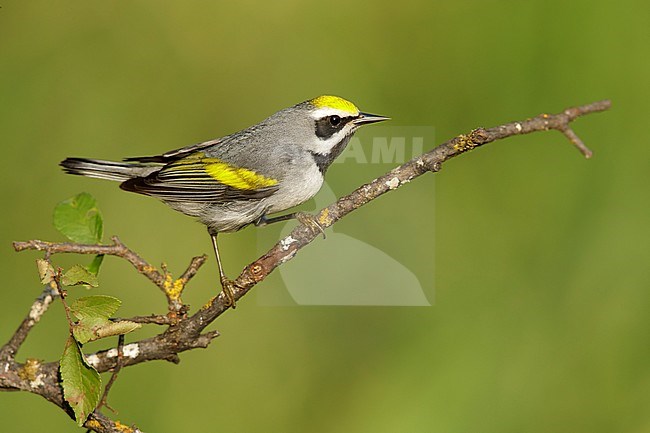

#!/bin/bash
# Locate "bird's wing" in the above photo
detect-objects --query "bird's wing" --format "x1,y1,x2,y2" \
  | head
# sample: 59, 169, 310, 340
120, 152, 279, 202
123, 138, 224, 163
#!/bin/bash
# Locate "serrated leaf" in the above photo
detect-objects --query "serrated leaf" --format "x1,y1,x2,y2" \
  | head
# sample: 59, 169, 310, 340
36, 259, 56, 285
71, 296, 130, 343
60, 336, 101, 426
70, 295, 120, 321
87, 254, 104, 275
62, 265, 99, 287
53, 192, 103, 244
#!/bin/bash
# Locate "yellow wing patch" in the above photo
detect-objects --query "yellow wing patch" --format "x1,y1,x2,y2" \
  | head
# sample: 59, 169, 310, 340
168, 152, 278, 190
310, 95, 359, 115
204, 159, 278, 190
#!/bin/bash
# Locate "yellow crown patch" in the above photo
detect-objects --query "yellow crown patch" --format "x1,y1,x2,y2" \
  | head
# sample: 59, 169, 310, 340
310, 95, 359, 115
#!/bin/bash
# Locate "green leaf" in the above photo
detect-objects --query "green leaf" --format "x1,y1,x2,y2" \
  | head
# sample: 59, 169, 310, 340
60, 336, 101, 426
53, 192, 103, 244
70, 296, 139, 343
72, 317, 107, 344
94, 320, 141, 340
73, 318, 141, 343
36, 259, 56, 285
62, 265, 99, 287
70, 295, 120, 321
87, 254, 104, 276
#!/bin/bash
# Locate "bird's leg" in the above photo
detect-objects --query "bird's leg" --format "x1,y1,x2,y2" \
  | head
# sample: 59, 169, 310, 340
210, 232, 237, 308
255, 212, 326, 239
255, 213, 296, 226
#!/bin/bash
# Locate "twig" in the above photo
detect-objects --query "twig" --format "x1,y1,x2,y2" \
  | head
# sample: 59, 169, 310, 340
560, 126, 593, 158
118, 314, 172, 326
84, 411, 144, 433
188, 100, 612, 327
13, 237, 167, 287
13, 237, 207, 313
0, 284, 58, 361
96, 334, 125, 414
3, 100, 611, 432
177, 255, 208, 287
55, 270, 76, 331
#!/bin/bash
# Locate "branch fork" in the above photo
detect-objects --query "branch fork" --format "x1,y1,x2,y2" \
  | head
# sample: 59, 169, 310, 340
2, 100, 611, 432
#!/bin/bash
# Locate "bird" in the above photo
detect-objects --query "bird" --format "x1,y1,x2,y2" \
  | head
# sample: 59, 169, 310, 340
60, 95, 389, 308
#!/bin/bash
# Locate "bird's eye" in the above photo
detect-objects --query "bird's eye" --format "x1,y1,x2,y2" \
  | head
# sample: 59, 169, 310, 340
329, 115, 341, 127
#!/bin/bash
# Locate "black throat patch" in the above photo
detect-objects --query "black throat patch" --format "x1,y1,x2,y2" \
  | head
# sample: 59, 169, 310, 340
310, 134, 353, 174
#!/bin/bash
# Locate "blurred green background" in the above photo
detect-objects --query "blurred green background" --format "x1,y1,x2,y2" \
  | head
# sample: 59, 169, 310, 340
2, 0, 649, 431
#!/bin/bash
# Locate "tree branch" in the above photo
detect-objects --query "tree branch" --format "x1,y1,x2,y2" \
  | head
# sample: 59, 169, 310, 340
3, 100, 611, 431
189, 99, 612, 328
0, 285, 58, 361
12, 237, 207, 313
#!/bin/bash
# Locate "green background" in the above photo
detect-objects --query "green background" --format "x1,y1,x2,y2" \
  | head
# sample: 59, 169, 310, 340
1, 1, 649, 432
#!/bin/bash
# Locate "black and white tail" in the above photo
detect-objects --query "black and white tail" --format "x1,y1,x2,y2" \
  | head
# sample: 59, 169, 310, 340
60, 158, 153, 182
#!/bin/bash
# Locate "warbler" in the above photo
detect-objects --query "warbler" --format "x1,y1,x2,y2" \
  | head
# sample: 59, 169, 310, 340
61, 95, 388, 307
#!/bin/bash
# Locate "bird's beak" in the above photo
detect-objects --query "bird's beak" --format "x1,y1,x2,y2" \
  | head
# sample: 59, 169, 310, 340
353, 112, 390, 126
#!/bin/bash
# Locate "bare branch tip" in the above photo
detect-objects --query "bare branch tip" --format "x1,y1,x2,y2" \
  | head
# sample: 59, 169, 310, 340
596, 99, 612, 110
2, 100, 610, 429
560, 127, 594, 159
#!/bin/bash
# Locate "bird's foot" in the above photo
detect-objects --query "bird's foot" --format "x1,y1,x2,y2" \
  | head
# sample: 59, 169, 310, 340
220, 277, 238, 309
295, 212, 326, 239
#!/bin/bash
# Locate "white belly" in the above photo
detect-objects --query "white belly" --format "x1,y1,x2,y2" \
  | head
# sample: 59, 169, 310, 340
267, 162, 323, 213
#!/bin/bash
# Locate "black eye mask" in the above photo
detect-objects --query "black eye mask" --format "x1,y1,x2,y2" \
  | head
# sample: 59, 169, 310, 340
314, 115, 356, 140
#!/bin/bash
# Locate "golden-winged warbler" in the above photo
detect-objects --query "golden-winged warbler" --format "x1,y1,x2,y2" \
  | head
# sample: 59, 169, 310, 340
61, 95, 389, 307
